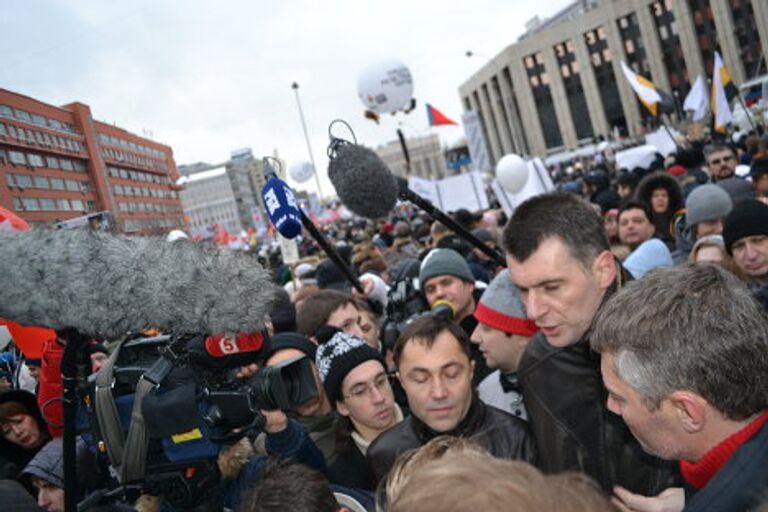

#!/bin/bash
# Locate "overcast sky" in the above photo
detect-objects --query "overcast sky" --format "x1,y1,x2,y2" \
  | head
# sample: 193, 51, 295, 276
1, 0, 571, 196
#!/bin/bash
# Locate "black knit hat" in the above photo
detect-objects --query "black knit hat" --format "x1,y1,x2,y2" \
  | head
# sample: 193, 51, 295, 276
315, 332, 384, 402
264, 332, 317, 361
723, 200, 768, 254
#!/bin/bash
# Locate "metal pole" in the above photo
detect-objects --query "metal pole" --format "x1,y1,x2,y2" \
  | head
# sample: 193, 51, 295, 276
291, 82, 324, 202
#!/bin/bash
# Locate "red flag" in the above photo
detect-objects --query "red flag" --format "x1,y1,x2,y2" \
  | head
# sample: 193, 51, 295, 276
426, 103, 458, 126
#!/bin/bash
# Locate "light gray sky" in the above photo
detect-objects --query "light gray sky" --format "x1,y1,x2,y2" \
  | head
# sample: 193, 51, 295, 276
1, 0, 571, 196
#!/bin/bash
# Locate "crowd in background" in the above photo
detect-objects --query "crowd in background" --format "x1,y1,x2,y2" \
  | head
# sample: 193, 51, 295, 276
1, 126, 768, 512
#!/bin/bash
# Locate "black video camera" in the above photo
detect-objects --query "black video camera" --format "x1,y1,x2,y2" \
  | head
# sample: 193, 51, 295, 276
82, 332, 318, 510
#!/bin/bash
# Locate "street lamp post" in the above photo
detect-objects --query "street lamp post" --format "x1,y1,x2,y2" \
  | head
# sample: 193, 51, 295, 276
466, 50, 526, 157
291, 82, 324, 202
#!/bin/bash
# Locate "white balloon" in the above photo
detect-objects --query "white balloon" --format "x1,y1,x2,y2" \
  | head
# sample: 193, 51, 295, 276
357, 59, 414, 115
289, 160, 315, 183
496, 154, 529, 193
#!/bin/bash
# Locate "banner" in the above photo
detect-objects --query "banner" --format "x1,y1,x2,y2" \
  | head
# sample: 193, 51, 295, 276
408, 171, 488, 212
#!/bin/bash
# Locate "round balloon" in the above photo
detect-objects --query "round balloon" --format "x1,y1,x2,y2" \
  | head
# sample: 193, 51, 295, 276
289, 160, 315, 184
496, 154, 529, 193
357, 59, 414, 115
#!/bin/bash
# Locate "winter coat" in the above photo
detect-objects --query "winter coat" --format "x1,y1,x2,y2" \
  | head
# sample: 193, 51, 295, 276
683, 418, 768, 511
634, 172, 684, 247
367, 395, 535, 484
518, 266, 679, 495
477, 370, 527, 420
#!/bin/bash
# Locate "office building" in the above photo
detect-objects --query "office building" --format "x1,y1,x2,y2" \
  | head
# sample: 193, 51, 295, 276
459, 0, 768, 159
0, 88, 184, 234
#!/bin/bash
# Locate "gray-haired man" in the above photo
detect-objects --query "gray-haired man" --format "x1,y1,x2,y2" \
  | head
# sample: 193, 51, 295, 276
592, 264, 768, 512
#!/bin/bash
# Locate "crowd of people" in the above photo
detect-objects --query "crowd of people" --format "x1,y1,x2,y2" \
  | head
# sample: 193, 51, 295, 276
1, 128, 768, 512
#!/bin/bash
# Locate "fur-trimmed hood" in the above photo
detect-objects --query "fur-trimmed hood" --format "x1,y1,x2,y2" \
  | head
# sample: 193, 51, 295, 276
634, 172, 684, 214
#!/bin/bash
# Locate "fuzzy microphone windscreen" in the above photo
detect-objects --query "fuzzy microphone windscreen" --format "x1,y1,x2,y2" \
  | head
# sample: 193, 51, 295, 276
327, 143, 399, 219
0, 230, 275, 339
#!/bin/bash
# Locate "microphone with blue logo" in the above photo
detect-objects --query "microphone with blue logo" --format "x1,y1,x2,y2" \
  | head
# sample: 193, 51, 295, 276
261, 174, 303, 239
260, 158, 363, 294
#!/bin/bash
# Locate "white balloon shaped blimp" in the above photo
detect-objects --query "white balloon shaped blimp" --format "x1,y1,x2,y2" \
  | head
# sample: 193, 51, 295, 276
496, 154, 529, 193
289, 160, 315, 184
357, 59, 414, 115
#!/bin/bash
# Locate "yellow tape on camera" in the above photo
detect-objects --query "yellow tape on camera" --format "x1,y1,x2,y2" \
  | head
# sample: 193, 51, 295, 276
171, 428, 203, 443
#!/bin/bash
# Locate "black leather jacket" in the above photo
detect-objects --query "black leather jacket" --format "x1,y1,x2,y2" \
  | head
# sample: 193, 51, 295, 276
518, 268, 678, 494
367, 395, 536, 483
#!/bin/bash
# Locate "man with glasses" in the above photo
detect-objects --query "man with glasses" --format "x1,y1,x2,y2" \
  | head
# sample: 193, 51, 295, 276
367, 315, 535, 484
704, 143, 738, 182
316, 330, 403, 491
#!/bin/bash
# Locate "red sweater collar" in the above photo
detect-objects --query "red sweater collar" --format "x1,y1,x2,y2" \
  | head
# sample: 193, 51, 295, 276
680, 411, 768, 490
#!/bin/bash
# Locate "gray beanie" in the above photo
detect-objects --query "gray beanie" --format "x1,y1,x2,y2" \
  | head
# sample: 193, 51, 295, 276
717, 177, 755, 205
419, 248, 474, 288
474, 270, 538, 336
686, 184, 732, 227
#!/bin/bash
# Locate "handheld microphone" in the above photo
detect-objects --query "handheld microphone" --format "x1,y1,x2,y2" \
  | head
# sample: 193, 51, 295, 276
430, 300, 456, 321
261, 176, 302, 239
0, 230, 276, 339
261, 157, 364, 294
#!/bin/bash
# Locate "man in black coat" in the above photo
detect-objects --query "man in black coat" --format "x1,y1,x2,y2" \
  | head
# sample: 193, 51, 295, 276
503, 192, 676, 496
592, 264, 768, 511
367, 316, 535, 484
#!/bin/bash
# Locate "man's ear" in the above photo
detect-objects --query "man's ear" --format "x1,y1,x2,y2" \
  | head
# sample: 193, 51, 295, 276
336, 400, 350, 418
592, 250, 617, 289
667, 391, 707, 433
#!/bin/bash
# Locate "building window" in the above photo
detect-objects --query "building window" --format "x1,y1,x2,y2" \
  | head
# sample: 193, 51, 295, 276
0, 123, 6, 137
28, 154, 44, 167
9, 151, 26, 165
554, 39, 594, 141
22, 198, 39, 211
47, 156, 59, 168
0, 105, 11, 117
70, 199, 84, 211
72, 160, 86, 172
40, 198, 56, 211
33, 176, 49, 189
15, 174, 33, 188
650, 1, 689, 95
86, 200, 96, 212
584, 26, 628, 136
50, 178, 65, 190
5, 173, 14, 187
60, 159, 74, 171
14, 109, 31, 122
524, 52, 563, 149
57, 199, 71, 211
65, 180, 80, 192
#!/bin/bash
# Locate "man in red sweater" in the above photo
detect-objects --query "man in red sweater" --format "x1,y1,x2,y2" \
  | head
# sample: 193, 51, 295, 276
591, 264, 768, 512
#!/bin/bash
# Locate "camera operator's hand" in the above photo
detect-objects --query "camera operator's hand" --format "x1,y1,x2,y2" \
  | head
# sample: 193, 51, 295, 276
235, 363, 258, 379
260, 408, 289, 434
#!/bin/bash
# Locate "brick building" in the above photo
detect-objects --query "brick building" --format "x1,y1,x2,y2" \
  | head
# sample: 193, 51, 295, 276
0, 88, 184, 234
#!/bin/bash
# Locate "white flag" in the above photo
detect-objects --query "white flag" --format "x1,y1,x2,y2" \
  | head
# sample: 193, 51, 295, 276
711, 52, 734, 133
620, 61, 662, 115
683, 75, 708, 121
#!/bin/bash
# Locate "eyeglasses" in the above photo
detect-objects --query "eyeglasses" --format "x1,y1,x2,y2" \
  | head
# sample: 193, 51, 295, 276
343, 373, 391, 401
708, 155, 734, 166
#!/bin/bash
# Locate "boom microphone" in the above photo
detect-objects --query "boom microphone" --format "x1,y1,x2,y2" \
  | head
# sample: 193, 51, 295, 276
261, 176, 302, 239
0, 230, 276, 339
325, 134, 505, 267
328, 142, 399, 219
